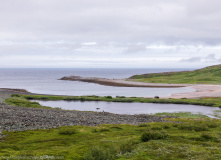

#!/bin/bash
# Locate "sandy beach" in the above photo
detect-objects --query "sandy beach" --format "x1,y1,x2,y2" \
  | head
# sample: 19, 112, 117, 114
167, 85, 221, 99
60, 75, 221, 99
0, 82, 220, 131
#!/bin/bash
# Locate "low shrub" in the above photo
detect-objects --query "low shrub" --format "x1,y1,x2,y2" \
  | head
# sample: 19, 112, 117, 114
201, 132, 214, 140
80, 97, 85, 101
11, 94, 20, 97
92, 127, 110, 133
116, 96, 126, 98
193, 132, 220, 142
110, 126, 122, 130
39, 97, 49, 100
84, 146, 117, 160
58, 128, 78, 135
87, 95, 99, 98
138, 123, 150, 127
112, 99, 133, 102
178, 123, 209, 132
205, 122, 219, 128
172, 123, 179, 127
163, 125, 171, 129
105, 96, 112, 99
119, 140, 137, 154
64, 97, 75, 101
23, 96, 34, 100
151, 126, 162, 130
141, 130, 169, 142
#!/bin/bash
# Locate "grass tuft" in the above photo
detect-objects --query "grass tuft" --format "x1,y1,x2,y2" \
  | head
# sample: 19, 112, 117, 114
58, 128, 78, 135
84, 146, 117, 160
141, 130, 169, 142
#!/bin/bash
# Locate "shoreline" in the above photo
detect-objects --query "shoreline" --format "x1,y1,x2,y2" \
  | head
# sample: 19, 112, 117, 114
166, 85, 221, 99
1, 83, 221, 100
60, 75, 221, 99
0, 102, 172, 132
0, 86, 220, 131
60, 76, 189, 88
0, 89, 172, 131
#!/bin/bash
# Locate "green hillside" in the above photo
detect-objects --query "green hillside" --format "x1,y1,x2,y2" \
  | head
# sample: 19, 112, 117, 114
129, 64, 221, 84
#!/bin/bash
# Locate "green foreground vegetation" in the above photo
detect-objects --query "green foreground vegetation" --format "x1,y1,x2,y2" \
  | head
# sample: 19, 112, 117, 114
129, 64, 221, 84
1, 94, 221, 159
6, 94, 221, 109
1, 119, 221, 159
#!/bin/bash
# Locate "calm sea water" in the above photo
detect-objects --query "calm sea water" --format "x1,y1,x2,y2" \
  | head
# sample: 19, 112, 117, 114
0, 68, 194, 97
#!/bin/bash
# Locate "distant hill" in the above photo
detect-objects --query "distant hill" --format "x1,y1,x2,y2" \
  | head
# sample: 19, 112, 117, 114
128, 64, 221, 84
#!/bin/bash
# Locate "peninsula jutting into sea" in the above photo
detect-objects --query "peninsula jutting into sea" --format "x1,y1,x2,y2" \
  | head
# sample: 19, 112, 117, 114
0, 65, 221, 159
1, 0, 221, 158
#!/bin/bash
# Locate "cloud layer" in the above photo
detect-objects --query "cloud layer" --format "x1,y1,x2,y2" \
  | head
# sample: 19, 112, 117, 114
0, 0, 221, 68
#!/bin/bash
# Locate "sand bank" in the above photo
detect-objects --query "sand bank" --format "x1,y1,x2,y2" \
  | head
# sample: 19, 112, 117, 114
60, 75, 221, 99
60, 76, 188, 88
167, 85, 221, 99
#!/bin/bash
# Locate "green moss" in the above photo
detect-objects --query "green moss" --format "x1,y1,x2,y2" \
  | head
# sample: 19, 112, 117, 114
155, 112, 209, 118
0, 120, 220, 159
2, 93, 221, 159
4, 97, 52, 109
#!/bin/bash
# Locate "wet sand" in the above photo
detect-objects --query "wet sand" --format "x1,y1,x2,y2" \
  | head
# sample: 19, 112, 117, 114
167, 85, 221, 99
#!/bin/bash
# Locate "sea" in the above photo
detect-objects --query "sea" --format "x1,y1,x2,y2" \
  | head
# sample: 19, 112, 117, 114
0, 68, 194, 97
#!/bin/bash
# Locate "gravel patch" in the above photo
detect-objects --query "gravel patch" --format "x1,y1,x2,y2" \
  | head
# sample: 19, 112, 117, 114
0, 88, 173, 132
0, 102, 172, 132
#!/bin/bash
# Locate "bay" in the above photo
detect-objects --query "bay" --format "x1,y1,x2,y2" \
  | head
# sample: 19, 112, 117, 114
0, 68, 194, 97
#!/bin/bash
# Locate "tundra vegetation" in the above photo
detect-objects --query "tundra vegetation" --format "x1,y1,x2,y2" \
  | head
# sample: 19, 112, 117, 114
1, 64, 221, 159
0, 94, 221, 159
0, 117, 220, 159
6, 94, 221, 109
128, 64, 221, 84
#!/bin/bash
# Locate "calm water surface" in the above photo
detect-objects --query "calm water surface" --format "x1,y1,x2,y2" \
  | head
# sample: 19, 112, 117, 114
33, 100, 220, 118
0, 68, 194, 97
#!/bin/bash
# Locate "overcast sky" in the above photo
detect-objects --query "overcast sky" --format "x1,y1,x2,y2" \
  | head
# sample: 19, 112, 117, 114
0, 0, 221, 68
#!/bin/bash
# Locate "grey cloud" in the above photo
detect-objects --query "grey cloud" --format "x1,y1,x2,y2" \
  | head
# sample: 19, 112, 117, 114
1, 0, 221, 68
205, 54, 216, 62
204, 53, 221, 62
0, 0, 221, 45
124, 44, 147, 53
180, 54, 221, 63
180, 57, 202, 62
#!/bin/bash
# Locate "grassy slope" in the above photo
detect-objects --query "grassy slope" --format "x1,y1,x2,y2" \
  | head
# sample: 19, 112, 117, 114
129, 64, 221, 84
2, 95, 221, 159
1, 119, 221, 159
